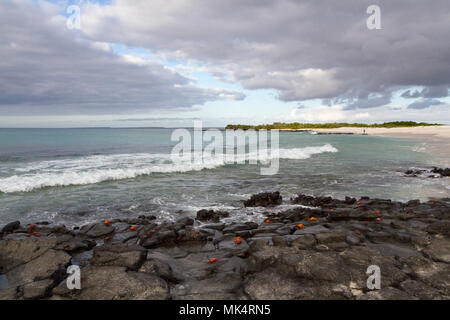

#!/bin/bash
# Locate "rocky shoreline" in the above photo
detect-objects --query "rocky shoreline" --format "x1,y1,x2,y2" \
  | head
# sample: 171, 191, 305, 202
0, 191, 449, 300
405, 167, 450, 178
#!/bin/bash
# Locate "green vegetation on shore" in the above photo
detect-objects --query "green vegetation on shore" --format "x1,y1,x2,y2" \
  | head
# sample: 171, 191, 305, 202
225, 121, 442, 130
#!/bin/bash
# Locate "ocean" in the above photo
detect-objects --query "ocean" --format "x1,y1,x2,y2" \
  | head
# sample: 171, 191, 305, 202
0, 128, 448, 227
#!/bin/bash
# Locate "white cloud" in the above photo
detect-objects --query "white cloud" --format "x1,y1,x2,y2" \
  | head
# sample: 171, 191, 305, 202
244, 68, 342, 101
282, 105, 349, 122
354, 112, 370, 119
278, 104, 450, 124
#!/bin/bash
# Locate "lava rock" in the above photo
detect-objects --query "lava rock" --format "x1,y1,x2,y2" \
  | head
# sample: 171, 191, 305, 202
1, 221, 21, 233
138, 259, 175, 281
431, 167, 450, 177
244, 268, 316, 299
23, 279, 54, 300
82, 222, 115, 238
3, 249, 71, 288
90, 244, 147, 270
357, 287, 416, 300
196, 210, 229, 222
244, 192, 282, 207
62, 266, 169, 300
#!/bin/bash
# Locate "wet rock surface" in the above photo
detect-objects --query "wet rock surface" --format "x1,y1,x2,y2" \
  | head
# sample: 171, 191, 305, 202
244, 191, 282, 207
1, 192, 449, 300
405, 167, 450, 178
196, 209, 229, 222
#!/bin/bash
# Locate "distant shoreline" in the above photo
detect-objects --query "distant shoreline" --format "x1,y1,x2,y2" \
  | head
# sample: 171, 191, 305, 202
277, 125, 450, 141
225, 121, 443, 130
226, 124, 450, 167
301, 126, 450, 167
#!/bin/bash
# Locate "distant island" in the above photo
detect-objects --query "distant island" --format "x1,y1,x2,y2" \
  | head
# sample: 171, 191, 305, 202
225, 121, 442, 130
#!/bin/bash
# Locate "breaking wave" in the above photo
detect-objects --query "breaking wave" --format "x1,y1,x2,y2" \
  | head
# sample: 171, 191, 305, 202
0, 144, 337, 193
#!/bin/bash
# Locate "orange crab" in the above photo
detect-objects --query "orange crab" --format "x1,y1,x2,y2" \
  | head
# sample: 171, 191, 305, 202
264, 219, 273, 223
129, 226, 137, 231
103, 220, 112, 225
375, 210, 380, 215
296, 224, 305, 229
233, 236, 244, 245
308, 217, 318, 222
208, 258, 220, 264
356, 201, 361, 205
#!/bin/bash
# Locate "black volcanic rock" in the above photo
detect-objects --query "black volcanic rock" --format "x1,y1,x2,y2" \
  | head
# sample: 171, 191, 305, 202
1, 191, 449, 300
196, 209, 229, 222
244, 191, 282, 207
432, 167, 450, 177
405, 167, 450, 177
1, 221, 21, 233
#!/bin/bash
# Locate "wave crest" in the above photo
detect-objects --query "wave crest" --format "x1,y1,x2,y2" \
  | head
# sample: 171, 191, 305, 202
0, 144, 337, 193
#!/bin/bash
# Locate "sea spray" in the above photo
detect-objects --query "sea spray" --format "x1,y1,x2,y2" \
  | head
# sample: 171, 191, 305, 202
0, 145, 338, 193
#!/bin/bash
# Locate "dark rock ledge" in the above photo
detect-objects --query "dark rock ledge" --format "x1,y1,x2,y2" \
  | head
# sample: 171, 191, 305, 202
0, 192, 449, 300
405, 167, 450, 178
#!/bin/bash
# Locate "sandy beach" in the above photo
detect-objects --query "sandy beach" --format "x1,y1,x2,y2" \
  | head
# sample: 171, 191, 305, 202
311, 125, 450, 141
282, 126, 450, 167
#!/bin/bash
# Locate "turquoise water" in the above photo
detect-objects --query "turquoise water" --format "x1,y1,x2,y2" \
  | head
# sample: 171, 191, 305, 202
0, 128, 448, 226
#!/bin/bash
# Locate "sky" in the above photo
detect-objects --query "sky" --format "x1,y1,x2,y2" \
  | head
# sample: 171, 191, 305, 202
0, 0, 449, 128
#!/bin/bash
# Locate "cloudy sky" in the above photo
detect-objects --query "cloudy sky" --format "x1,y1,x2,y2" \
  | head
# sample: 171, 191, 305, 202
0, 0, 449, 127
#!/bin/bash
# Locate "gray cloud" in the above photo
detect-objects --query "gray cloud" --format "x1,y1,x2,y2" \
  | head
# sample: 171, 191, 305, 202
401, 86, 449, 99
0, 1, 244, 115
114, 117, 201, 122
80, 0, 450, 110
407, 99, 444, 110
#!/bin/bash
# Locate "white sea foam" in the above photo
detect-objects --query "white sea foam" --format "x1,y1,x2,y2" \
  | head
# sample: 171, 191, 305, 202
0, 144, 337, 193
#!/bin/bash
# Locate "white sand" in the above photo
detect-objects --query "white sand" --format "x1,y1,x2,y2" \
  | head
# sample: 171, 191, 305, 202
310, 126, 450, 167
279, 126, 450, 166
311, 125, 450, 141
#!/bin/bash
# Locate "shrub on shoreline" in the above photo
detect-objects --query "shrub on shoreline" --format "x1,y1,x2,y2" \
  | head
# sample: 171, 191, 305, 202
225, 121, 442, 130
